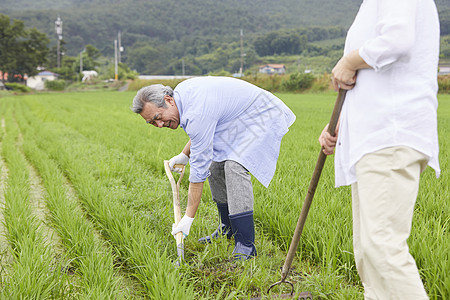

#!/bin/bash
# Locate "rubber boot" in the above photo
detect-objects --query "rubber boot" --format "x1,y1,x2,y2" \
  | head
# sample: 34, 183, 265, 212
198, 202, 232, 244
229, 210, 257, 260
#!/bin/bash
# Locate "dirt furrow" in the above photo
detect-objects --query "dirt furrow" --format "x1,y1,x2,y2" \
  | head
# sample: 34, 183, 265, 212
0, 118, 12, 283
0, 154, 12, 283
59, 173, 144, 298
15, 126, 65, 258
27, 164, 66, 256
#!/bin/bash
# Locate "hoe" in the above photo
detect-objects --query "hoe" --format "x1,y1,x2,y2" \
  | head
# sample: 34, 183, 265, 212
164, 161, 186, 266
253, 89, 347, 300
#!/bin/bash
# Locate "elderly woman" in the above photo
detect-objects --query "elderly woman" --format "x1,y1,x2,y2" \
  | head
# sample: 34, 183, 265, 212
319, 0, 440, 299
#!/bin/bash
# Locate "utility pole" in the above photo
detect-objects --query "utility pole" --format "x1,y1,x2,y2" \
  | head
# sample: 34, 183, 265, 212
55, 16, 63, 68
79, 48, 85, 81
239, 28, 245, 76
118, 30, 123, 63
182, 59, 185, 76
114, 39, 118, 81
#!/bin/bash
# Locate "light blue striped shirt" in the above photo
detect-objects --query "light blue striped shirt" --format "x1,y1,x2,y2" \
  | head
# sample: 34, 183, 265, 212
174, 76, 296, 187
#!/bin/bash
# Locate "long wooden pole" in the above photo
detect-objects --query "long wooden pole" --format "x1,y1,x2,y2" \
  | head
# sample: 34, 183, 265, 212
164, 161, 185, 262
279, 89, 347, 283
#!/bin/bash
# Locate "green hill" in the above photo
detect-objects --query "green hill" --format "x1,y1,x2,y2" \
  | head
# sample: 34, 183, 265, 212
2, 0, 448, 54
1, 0, 449, 75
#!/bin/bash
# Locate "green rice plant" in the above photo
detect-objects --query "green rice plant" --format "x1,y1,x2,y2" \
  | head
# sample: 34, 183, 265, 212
0, 104, 69, 299
252, 93, 449, 299
7, 92, 363, 298
15, 100, 197, 299
17, 123, 133, 298
1, 91, 447, 299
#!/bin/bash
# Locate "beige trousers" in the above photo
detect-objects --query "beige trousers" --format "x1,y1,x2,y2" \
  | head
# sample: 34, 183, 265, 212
352, 146, 429, 300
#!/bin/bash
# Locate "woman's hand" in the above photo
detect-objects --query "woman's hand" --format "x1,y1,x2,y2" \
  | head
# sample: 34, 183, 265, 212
331, 49, 371, 91
319, 124, 338, 155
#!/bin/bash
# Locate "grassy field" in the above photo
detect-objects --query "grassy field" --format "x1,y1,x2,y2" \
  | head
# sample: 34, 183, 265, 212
0, 91, 448, 299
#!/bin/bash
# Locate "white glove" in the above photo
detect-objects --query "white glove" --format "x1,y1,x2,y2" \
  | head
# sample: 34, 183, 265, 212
168, 152, 189, 173
171, 215, 194, 239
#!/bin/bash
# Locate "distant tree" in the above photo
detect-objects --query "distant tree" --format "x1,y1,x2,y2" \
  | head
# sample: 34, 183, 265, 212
165, 58, 202, 76
79, 44, 101, 71
254, 30, 307, 56
52, 56, 78, 81
0, 14, 49, 82
85, 44, 101, 61
46, 40, 80, 81
281, 72, 315, 92
254, 32, 277, 56
195, 47, 230, 74
47, 39, 67, 69
440, 9, 450, 35
107, 62, 138, 80
441, 37, 450, 59
126, 44, 169, 74
304, 44, 329, 57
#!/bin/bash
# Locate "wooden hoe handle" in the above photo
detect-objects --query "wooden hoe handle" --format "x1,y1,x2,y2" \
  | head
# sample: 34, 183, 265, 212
163, 160, 186, 260
279, 89, 347, 282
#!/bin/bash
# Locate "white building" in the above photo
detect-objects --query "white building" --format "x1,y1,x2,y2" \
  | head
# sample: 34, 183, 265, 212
438, 65, 450, 75
259, 64, 286, 75
27, 71, 59, 90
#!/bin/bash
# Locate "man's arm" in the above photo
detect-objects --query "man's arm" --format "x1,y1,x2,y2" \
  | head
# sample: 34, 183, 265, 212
168, 139, 191, 172
182, 140, 191, 157
185, 181, 204, 218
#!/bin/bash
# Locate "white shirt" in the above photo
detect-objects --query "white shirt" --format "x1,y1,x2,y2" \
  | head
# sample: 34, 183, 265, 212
174, 76, 296, 187
335, 0, 441, 187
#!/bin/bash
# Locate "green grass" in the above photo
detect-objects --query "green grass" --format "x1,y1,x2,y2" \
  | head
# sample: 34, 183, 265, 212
0, 104, 69, 298
0, 91, 447, 299
18, 120, 132, 299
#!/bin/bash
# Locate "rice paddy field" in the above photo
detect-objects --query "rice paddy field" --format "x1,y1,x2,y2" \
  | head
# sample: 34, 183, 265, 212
0, 90, 448, 299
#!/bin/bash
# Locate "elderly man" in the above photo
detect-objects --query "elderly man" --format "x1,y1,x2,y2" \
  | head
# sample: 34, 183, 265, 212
131, 76, 295, 260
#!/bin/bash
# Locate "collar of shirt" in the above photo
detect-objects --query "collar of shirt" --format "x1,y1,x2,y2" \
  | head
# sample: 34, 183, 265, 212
173, 91, 184, 129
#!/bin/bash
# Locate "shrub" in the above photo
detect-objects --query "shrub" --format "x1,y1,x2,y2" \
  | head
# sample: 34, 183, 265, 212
127, 78, 186, 91
45, 80, 66, 91
281, 72, 315, 92
438, 75, 450, 93
208, 69, 231, 77
241, 74, 284, 92
310, 73, 333, 92
4, 82, 31, 92
106, 63, 139, 81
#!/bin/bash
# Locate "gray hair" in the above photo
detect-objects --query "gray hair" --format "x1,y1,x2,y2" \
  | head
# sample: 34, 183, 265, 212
131, 84, 174, 113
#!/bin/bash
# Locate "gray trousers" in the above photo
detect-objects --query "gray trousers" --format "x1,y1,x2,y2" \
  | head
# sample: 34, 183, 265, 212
208, 160, 254, 215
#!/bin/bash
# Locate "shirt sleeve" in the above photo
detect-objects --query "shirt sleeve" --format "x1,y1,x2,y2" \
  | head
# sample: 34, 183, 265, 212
185, 116, 218, 183
359, 0, 418, 72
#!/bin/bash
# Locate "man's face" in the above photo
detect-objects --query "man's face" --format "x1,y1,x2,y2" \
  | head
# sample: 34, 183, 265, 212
140, 95, 180, 129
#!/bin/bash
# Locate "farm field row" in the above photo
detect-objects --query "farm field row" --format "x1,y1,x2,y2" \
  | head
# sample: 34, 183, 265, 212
0, 91, 448, 299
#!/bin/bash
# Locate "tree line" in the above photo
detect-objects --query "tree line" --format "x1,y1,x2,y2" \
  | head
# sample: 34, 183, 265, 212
1, 4, 449, 81
0, 14, 48, 82
0, 13, 138, 83
0, 12, 348, 80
